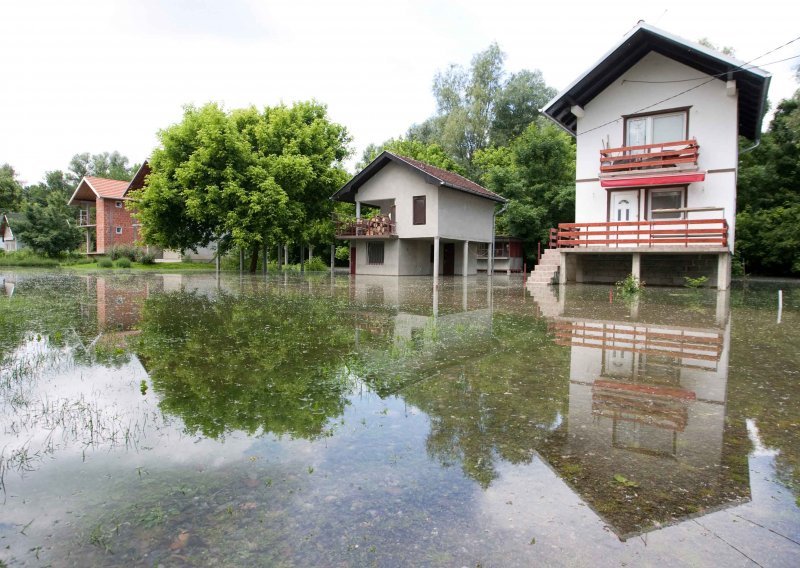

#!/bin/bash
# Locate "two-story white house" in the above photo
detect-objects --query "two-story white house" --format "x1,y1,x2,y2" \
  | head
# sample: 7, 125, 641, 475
332, 151, 507, 276
536, 23, 770, 290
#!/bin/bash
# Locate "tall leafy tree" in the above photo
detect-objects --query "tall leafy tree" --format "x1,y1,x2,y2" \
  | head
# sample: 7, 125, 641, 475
67, 151, 137, 185
14, 190, 82, 256
0, 163, 22, 212
736, 90, 800, 275
474, 121, 575, 259
407, 44, 555, 175
133, 101, 350, 272
357, 138, 464, 173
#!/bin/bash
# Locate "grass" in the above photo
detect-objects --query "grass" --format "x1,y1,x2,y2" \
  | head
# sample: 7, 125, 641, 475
68, 261, 215, 271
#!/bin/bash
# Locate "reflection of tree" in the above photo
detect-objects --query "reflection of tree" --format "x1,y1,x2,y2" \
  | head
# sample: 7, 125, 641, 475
135, 291, 358, 440
399, 315, 570, 487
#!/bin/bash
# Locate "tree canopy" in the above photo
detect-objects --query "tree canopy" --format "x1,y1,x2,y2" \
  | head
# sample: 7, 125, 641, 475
0, 163, 23, 212
133, 101, 350, 271
66, 151, 138, 185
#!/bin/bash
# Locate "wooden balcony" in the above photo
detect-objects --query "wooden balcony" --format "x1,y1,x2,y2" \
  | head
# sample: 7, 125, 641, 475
77, 210, 96, 227
335, 216, 397, 239
600, 139, 699, 176
552, 218, 727, 249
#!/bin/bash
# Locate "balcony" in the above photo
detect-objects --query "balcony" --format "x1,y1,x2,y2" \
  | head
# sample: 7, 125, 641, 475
550, 218, 728, 249
600, 139, 699, 176
335, 215, 397, 239
77, 210, 96, 227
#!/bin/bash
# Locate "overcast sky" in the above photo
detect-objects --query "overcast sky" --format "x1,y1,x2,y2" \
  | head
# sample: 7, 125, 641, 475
1, 0, 798, 184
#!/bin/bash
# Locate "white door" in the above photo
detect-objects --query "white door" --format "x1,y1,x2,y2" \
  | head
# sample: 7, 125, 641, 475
611, 191, 639, 223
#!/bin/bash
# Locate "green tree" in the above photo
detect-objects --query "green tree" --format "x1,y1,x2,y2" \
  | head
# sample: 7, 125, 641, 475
14, 190, 83, 256
407, 44, 555, 175
736, 90, 800, 275
133, 101, 350, 272
67, 151, 137, 185
0, 163, 22, 212
357, 138, 464, 173
474, 121, 575, 259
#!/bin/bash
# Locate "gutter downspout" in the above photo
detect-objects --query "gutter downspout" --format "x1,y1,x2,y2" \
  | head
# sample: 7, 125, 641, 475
739, 137, 760, 155
490, 202, 509, 276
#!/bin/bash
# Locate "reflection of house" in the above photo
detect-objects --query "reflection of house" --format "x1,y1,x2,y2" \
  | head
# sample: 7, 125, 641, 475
530, 286, 747, 538
477, 236, 523, 274
541, 23, 770, 289
332, 152, 506, 276
1, 212, 26, 252
68, 177, 138, 254
92, 275, 161, 331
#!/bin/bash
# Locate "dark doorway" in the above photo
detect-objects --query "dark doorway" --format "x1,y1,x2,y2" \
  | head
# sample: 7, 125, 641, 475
443, 243, 455, 276
350, 247, 356, 275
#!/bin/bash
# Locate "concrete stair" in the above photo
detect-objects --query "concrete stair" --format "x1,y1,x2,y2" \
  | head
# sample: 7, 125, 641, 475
527, 248, 560, 285
527, 281, 563, 318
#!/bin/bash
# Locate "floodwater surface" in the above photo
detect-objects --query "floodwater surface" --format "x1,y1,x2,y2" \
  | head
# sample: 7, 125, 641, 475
0, 271, 798, 567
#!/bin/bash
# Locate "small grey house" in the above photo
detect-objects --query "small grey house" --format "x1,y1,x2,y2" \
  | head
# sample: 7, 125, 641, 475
332, 152, 507, 276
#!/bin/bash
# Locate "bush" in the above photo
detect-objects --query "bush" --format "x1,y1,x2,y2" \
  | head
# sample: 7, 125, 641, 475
335, 246, 350, 262
683, 275, 708, 288
305, 256, 328, 271
0, 250, 60, 267
97, 257, 113, 268
139, 252, 156, 265
109, 245, 138, 261
615, 273, 644, 296
116, 257, 132, 268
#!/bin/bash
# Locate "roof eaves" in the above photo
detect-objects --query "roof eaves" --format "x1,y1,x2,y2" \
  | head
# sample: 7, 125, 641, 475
67, 177, 99, 206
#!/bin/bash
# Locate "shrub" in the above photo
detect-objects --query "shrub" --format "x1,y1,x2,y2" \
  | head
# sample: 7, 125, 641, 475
97, 257, 113, 268
139, 252, 156, 265
305, 256, 328, 271
109, 245, 138, 261
683, 275, 708, 288
335, 246, 350, 262
615, 273, 644, 296
116, 257, 131, 268
0, 251, 60, 267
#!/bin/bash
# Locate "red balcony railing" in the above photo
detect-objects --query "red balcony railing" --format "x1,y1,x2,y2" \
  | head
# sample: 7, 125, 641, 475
335, 216, 397, 238
600, 139, 699, 175
552, 219, 728, 248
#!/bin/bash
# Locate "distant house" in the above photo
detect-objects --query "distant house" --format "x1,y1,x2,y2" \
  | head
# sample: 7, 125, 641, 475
68, 176, 138, 254
332, 152, 507, 276
533, 23, 770, 290
1, 212, 25, 252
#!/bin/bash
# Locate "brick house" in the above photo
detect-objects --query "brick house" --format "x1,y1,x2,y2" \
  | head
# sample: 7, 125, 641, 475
68, 176, 139, 254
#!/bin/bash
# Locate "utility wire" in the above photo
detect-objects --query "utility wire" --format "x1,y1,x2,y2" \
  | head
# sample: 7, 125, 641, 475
623, 53, 800, 84
575, 34, 800, 137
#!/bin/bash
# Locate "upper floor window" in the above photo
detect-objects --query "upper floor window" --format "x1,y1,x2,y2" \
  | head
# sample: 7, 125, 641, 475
115, 201, 123, 208
413, 195, 426, 225
625, 109, 688, 147
115, 226, 123, 235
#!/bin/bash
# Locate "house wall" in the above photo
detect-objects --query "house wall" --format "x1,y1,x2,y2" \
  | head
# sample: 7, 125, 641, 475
2, 223, 17, 252
353, 239, 401, 276
573, 52, 739, 251
96, 198, 138, 253
437, 187, 494, 242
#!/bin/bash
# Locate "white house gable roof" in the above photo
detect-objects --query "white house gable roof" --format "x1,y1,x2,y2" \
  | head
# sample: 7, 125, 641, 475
543, 22, 771, 140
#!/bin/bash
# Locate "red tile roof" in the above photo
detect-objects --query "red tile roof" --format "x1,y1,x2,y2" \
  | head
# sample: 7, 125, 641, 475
85, 176, 130, 199
391, 154, 505, 202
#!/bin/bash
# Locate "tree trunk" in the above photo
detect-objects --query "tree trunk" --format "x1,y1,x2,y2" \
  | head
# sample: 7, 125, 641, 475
249, 245, 259, 273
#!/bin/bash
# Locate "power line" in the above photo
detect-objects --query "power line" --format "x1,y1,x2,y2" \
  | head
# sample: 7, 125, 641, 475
575, 34, 800, 137
622, 53, 800, 85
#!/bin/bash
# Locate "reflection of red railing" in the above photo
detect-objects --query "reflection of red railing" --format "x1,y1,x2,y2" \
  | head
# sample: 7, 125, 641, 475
335, 216, 396, 238
553, 219, 727, 248
600, 139, 699, 174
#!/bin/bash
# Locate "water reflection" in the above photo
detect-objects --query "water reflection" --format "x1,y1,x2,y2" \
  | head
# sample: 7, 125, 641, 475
527, 285, 748, 537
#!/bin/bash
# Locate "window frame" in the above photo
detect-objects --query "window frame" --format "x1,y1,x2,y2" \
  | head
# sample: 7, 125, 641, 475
367, 241, 384, 265
623, 107, 690, 147
115, 226, 123, 235
115, 201, 123, 209
646, 186, 687, 220
412, 195, 426, 225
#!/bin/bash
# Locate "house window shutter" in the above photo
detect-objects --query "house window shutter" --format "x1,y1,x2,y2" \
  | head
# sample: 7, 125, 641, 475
413, 196, 426, 225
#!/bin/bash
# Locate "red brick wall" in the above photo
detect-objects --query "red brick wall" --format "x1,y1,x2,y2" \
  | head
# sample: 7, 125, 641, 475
96, 198, 138, 253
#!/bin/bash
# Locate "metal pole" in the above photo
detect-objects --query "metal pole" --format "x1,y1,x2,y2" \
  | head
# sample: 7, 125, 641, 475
778, 289, 783, 324
239, 248, 243, 273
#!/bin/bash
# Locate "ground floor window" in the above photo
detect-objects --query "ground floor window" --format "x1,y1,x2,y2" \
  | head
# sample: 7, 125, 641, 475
476, 242, 489, 258
648, 187, 685, 219
494, 241, 509, 258
367, 242, 384, 265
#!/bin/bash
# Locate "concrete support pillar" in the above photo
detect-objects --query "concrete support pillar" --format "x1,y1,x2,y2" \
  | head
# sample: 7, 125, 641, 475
462, 274, 468, 311
559, 253, 567, 285
283, 244, 289, 269
463, 240, 469, 276
432, 236, 440, 277
355, 201, 361, 219
715, 289, 730, 326
330, 244, 335, 273
717, 252, 731, 291
276, 245, 282, 269
631, 253, 641, 282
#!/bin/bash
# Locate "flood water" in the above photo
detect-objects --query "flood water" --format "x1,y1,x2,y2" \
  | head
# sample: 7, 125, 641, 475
0, 270, 798, 567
